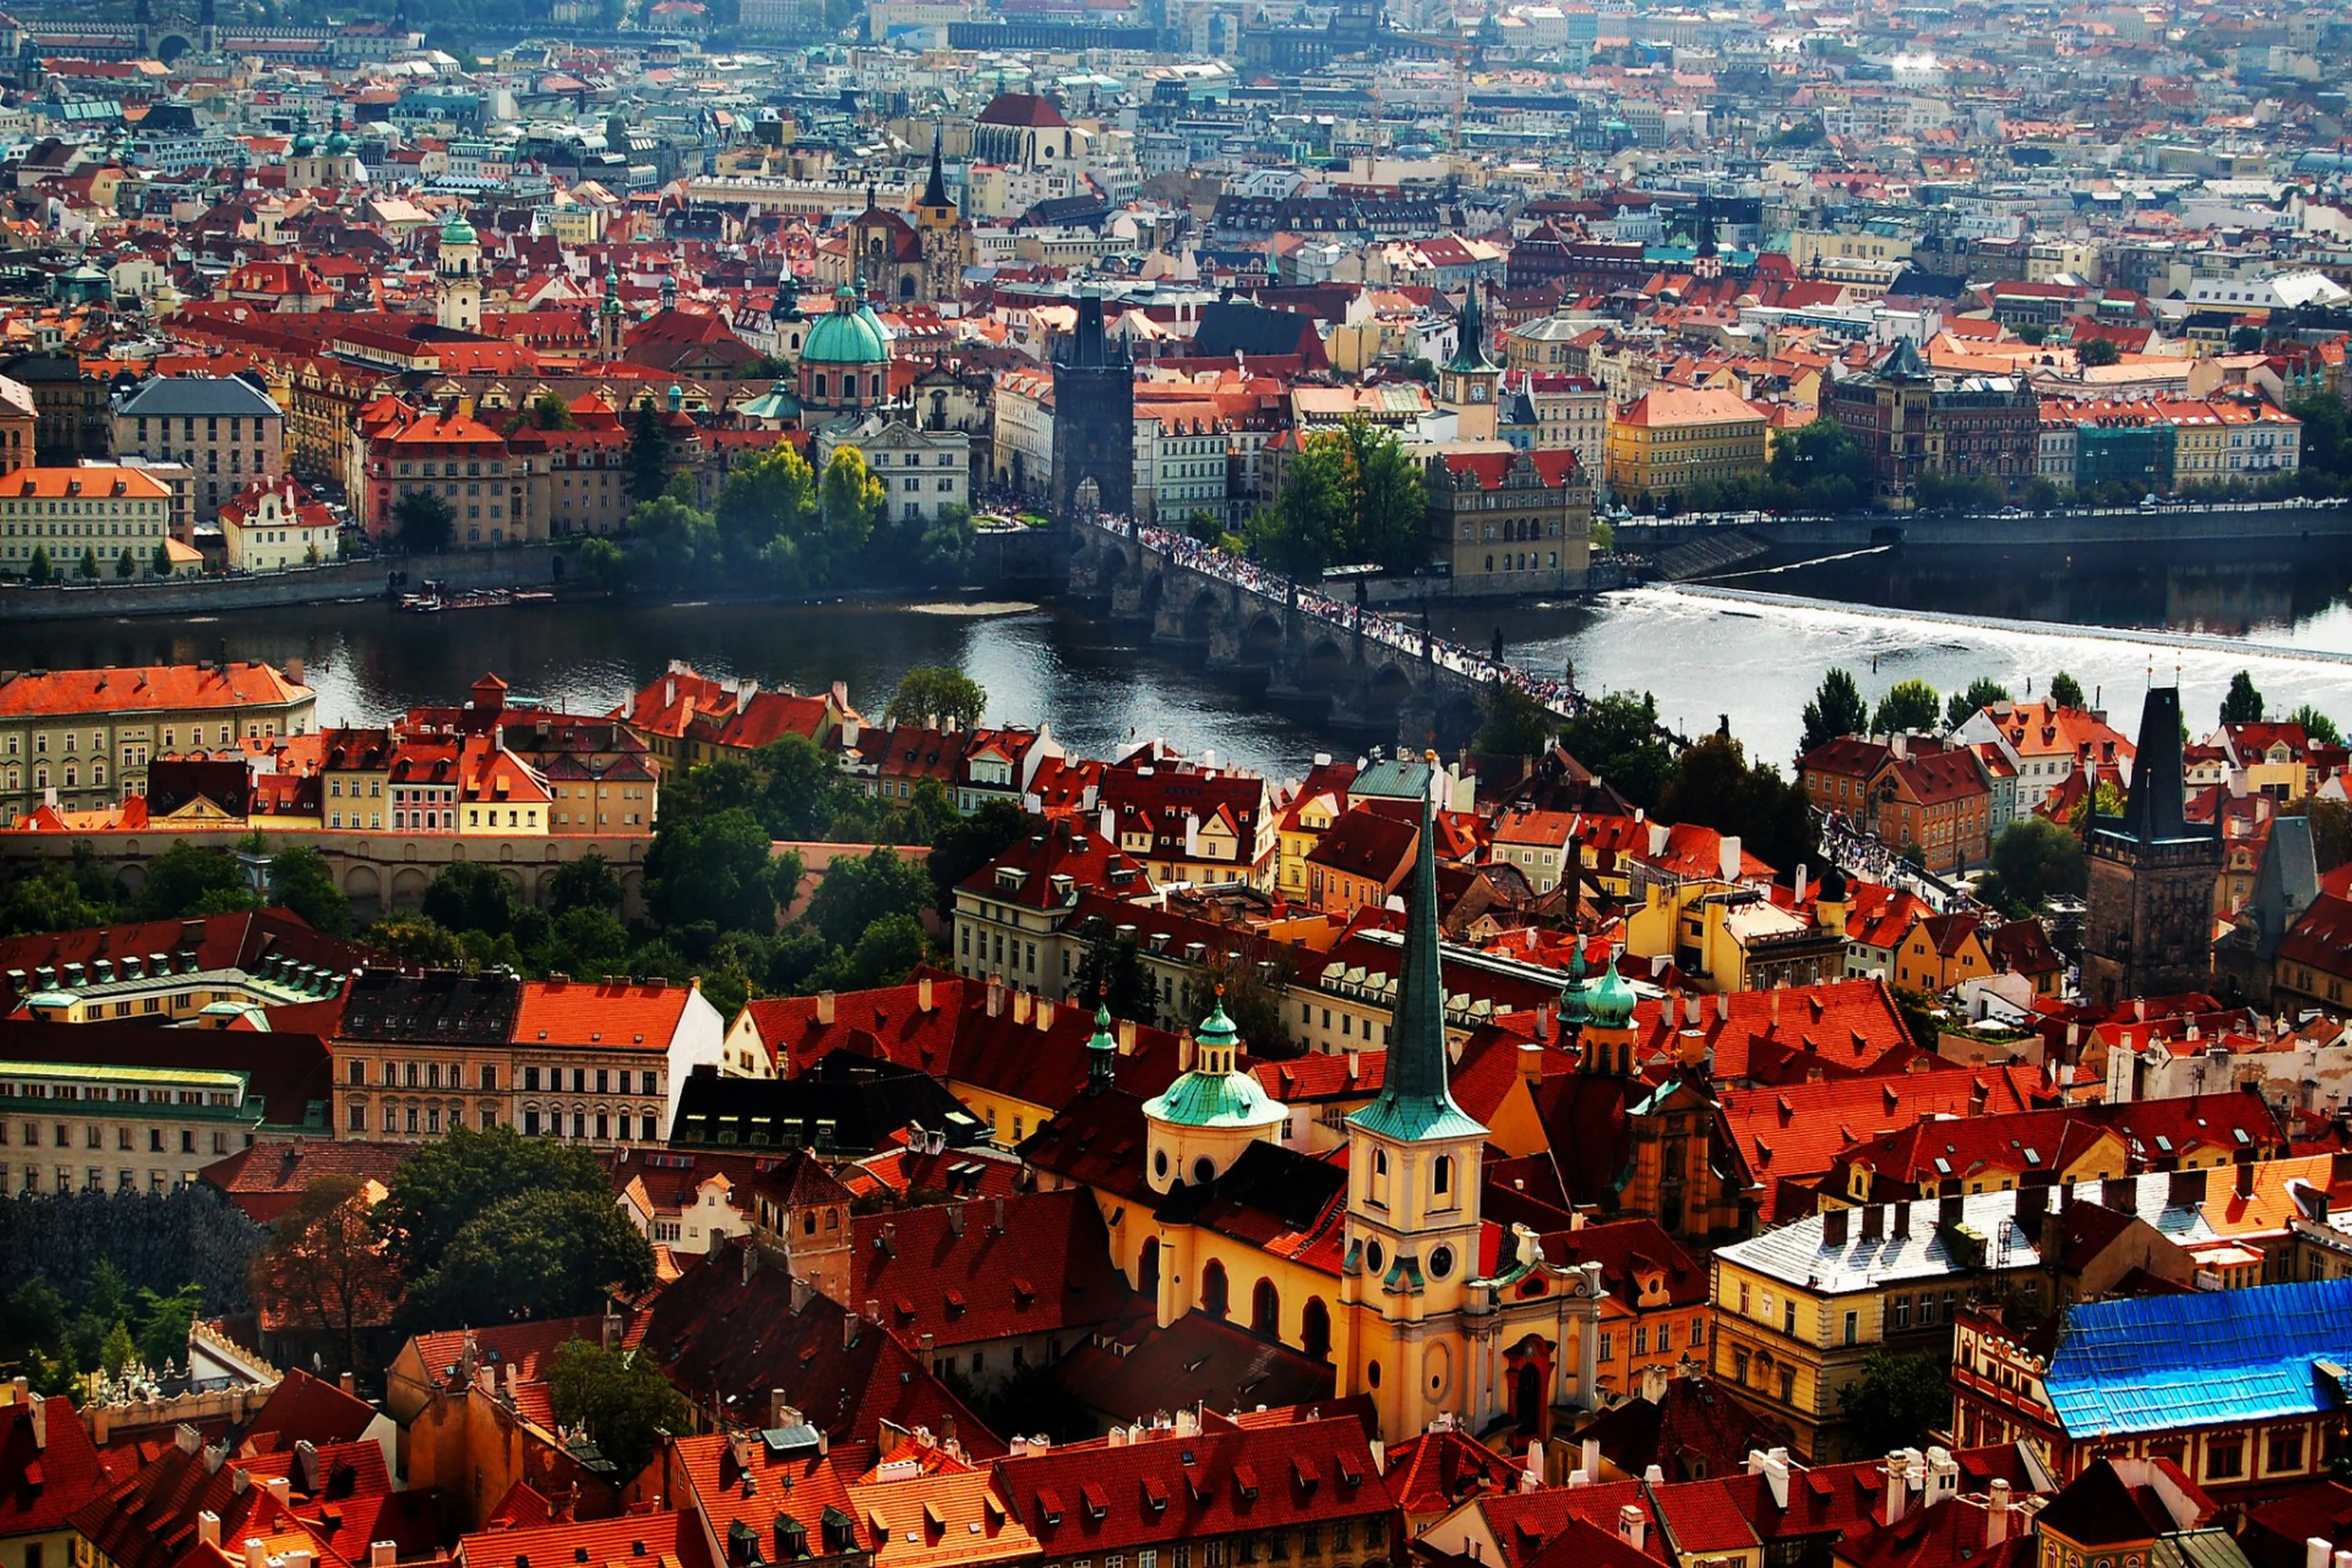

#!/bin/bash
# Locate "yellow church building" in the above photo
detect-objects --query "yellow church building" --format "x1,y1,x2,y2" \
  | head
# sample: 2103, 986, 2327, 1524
1027, 776, 1612, 1446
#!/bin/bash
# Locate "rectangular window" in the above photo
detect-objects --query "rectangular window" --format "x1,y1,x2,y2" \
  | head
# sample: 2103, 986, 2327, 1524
2208, 1439, 2245, 1480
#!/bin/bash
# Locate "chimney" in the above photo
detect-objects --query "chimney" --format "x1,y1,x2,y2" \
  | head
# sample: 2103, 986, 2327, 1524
28, 1396, 46, 1450
1036, 997, 1054, 1033
602, 1305, 623, 1350
2167, 1168, 2208, 1206
816, 991, 836, 1025
917, 976, 934, 1011
948, 1206, 965, 1237
2306, 1542, 2330, 1568
1719, 834, 1742, 883
1583, 1437, 1600, 1480
1013, 991, 1034, 1025
243, 1543, 267, 1568
1518, 1043, 1543, 1084
2237, 1159, 2257, 1199
2105, 1175, 2138, 1212
370, 1547, 394, 1568
1617, 1505, 1647, 1551
198, 1515, 221, 1551
987, 974, 1005, 1017
267, 1477, 292, 1507
1892, 1202, 1911, 1239
1823, 1207, 1850, 1244
991, 1196, 1007, 1233
339, 1372, 357, 1397
1860, 1205, 1885, 1242
1885, 1455, 1908, 1523
1988, 1482, 2013, 1547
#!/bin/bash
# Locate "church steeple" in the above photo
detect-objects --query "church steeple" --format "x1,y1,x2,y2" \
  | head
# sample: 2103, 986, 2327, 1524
1437, 283, 1501, 440
1347, 772, 1484, 1145
920, 122, 951, 212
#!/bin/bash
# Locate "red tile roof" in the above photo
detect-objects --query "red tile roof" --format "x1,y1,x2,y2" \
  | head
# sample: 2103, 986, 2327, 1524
0, 1394, 112, 1538
456, 1508, 718, 1568
853, 1190, 1132, 1351
512, 978, 696, 1050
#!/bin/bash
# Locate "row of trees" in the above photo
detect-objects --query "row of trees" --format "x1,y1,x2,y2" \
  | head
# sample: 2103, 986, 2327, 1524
15, 542, 183, 583
569, 424, 979, 598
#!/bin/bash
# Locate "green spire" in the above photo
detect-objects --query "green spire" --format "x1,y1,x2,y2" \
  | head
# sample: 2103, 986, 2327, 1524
1346, 771, 1486, 1145
1558, 940, 1590, 1029
1587, 959, 1636, 1029
1087, 1001, 1117, 1093
1443, 281, 1496, 374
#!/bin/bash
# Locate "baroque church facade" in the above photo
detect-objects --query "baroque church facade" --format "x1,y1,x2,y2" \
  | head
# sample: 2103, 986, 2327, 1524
1030, 779, 1614, 1442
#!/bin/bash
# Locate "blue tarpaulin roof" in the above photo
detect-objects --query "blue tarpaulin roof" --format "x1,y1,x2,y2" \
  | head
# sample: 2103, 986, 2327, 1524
2046, 1277, 2352, 1438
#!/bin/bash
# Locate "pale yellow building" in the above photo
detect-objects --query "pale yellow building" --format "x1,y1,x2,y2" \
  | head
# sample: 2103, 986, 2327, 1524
1605, 386, 1768, 508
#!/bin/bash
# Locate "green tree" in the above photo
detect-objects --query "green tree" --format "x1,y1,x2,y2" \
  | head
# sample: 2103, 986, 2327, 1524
422, 859, 523, 937
548, 1339, 691, 1480
393, 489, 456, 553
626, 495, 720, 591
133, 1283, 204, 1373
1977, 817, 2089, 916
115, 548, 136, 579
1333, 416, 1429, 572
1654, 734, 1818, 877
1252, 436, 1347, 579
0, 845, 123, 938
2048, 671, 2086, 710
2311, 799, 2352, 875
1837, 1350, 1952, 1455
2289, 395, 2351, 482
1872, 678, 1941, 736
1561, 691, 1678, 809
803, 845, 931, 951
644, 807, 776, 933
529, 391, 580, 430
884, 666, 988, 732
77, 547, 99, 580
400, 1188, 656, 1327
152, 540, 174, 577
133, 841, 249, 919
752, 733, 858, 841
577, 536, 631, 593
917, 503, 978, 585
375, 1123, 619, 1282
2221, 670, 2266, 726
268, 846, 351, 937
99, 1319, 138, 1377
1074, 931, 1155, 1023
1799, 668, 1869, 755
2075, 338, 2122, 368
535, 907, 632, 978
814, 911, 931, 991
250, 1174, 377, 1372
626, 398, 675, 504
1945, 677, 2011, 732
926, 799, 1030, 920
361, 913, 468, 969
2288, 704, 2342, 747
663, 756, 763, 821
769, 850, 805, 917
26, 544, 50, 584
546, 852, 624, 915
818, 447, 884, 572
1180, 953, 1295, 1058
714, 440, 817, 561
1766, 416, 1873, 510
1475, 682, 1560, 758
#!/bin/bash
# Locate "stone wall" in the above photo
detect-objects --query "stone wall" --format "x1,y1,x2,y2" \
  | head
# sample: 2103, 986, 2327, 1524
1, 544, 565, 624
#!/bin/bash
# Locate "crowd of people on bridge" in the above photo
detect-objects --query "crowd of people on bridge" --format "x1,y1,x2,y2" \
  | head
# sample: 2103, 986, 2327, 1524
1106, 514, 1592, 718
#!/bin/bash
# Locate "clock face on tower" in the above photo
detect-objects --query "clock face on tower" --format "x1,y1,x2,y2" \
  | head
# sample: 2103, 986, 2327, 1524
1471, 385, 1488, 402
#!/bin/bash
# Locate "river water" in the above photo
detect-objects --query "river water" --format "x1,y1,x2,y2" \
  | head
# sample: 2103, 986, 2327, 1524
3, 541, 2348, 781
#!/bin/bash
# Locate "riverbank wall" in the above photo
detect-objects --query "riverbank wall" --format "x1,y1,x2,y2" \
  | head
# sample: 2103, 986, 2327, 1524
1615, 499, 2351, 554
0, 544, 565, 623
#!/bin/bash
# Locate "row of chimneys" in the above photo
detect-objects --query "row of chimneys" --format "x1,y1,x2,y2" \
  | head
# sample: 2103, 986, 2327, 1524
1824, 1159, 2299, 1247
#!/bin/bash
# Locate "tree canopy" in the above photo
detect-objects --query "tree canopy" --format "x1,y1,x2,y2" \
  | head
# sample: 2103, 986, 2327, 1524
2221, 670, 2265, 726
548, 1339, 691, 1479
1945, 676, 2010, 732
1562, 691, 1678, 809
886, 666, 988, 731
1800, 668, 1869, 755
2048, 671, 2086, 710
1247, 417, 1426, 578
1654, 734, 1818, 875
1872, 679, 1942, 736
1977, 816, 2089, 916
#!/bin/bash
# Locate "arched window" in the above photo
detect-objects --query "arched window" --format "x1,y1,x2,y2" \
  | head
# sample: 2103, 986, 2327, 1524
1137, 1236, 1161, 1298
1434, 1154, 1453, 1201
1251, 1277, 1281, 1340
812, 373, 828, 398
1201, 1259, 1229, 1318
1301, 1296, 1332, 1362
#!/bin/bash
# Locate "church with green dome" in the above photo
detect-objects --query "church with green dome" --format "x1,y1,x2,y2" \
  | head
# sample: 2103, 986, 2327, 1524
796, 283, 893, 418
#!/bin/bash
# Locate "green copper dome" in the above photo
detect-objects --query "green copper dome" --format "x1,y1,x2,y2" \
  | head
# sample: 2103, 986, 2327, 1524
1587, 960, 1636, 1029
324, 127, 351, 155
440, 210, 477, 246
1088, 1002, 1117, 1056
801, 286, 890, 366
1141, 993, 1285, 1132
1141, 1064, 1285, 1130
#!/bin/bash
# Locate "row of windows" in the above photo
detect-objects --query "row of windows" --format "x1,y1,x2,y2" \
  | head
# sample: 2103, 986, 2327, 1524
6, 1121, 232, 1155
10, 1165, 200, 1193
7, 723, 268, 756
